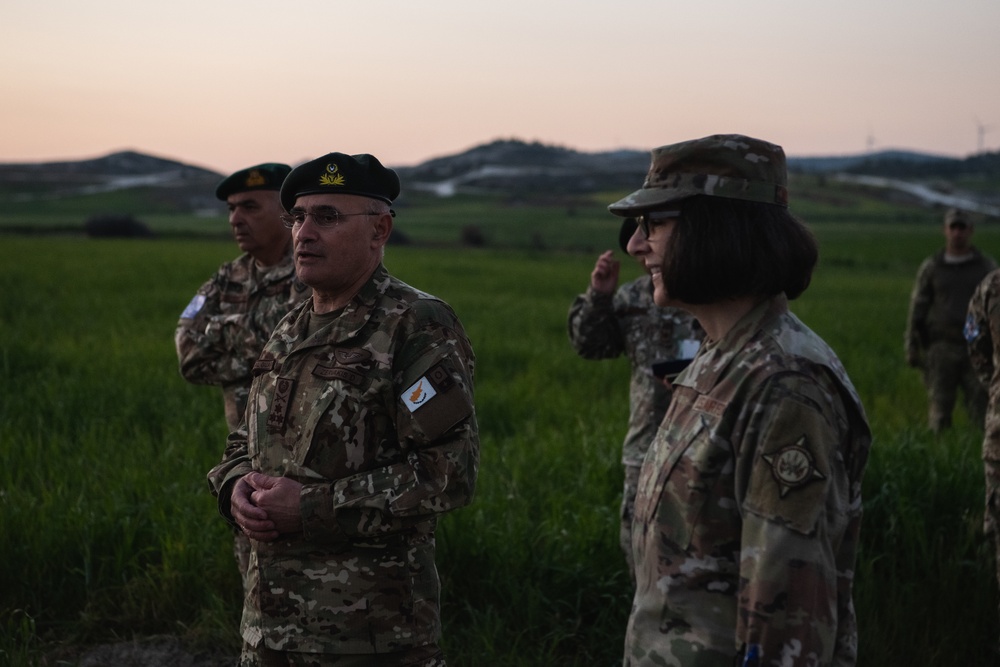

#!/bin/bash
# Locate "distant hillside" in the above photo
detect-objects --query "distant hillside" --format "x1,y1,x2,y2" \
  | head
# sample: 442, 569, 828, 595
0, 150, 223, 214
786, 149, 958, 174
1, 141, 998, 217
394, 139, 649, 197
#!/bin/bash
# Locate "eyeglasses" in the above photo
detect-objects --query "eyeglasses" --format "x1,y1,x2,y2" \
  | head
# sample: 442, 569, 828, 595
279, 209, 373, 229
948, 222, 969, 231
635, 209, 681, 239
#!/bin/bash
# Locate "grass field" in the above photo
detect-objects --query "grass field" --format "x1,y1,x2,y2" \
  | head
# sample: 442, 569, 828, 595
2, 206, 999, 665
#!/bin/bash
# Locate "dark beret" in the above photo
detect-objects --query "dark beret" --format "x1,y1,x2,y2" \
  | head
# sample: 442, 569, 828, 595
215, 163, 292, 201
279, 153, 400, 211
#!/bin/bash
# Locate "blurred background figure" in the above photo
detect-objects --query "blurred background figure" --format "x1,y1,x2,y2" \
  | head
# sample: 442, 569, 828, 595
175, 162, 309, 583
567, 218, 701, 585
905, 207, 995, 431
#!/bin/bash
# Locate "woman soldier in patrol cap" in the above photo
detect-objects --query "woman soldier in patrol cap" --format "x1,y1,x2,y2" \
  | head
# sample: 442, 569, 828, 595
614, 134, 871, 667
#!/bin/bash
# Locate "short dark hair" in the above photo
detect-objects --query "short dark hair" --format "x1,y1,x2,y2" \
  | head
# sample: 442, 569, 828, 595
662, 196, 818, 303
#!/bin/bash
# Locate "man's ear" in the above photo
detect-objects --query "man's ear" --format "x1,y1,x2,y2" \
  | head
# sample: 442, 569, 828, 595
372, 212, 393, 247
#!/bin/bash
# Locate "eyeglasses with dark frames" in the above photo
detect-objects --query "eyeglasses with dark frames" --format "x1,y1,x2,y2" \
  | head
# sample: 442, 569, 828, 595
635, 209, 681, 239
279, 208, 376, 229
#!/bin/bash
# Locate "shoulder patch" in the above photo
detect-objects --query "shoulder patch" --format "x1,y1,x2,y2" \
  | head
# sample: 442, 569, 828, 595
400, 363, 473, 441
761, 436, 826, 498
965, 312, 981, 343
403, 376, 438, 412
180, 294, 206, 319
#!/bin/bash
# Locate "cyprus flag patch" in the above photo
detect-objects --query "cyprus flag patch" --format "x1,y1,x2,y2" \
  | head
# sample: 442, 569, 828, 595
403, 376, 438, 412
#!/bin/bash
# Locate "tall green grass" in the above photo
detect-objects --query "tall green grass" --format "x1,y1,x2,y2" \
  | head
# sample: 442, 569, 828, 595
1, 220, 999, 665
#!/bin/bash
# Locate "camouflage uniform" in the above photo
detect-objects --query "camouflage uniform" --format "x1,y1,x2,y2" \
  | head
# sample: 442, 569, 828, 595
905, 247, 995, 430
625, 295, 871, 667
177, 248, 310, 579
567, 276, 702, 579
207, 264, 478, 658
965, 268, 1000, 637
176, 249, 310, 433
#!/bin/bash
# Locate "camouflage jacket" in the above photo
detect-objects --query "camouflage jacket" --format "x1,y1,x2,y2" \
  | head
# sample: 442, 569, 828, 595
905, 247, 996, 358
626, 295, 871, 667
175, 248, 310, 431
966, 268, 1000, 460
567, 277, 702, 466
207, 264, 479, 655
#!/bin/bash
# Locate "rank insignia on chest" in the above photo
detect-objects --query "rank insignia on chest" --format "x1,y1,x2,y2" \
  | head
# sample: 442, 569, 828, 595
267, 377, 296, 431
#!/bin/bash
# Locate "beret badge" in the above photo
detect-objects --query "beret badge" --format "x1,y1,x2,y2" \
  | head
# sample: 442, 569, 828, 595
319, 163, 345, 187
244, 169, 266, 188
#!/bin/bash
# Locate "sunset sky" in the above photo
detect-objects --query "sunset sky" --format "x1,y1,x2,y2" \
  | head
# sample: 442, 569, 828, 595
2, 0, 998, 174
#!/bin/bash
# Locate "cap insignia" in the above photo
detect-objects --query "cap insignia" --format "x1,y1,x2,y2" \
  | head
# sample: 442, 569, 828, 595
244, 169, 265, 188
320, 162, 345, 187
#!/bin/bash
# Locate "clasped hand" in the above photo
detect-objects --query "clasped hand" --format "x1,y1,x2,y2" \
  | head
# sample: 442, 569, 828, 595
230, 471, 304, 541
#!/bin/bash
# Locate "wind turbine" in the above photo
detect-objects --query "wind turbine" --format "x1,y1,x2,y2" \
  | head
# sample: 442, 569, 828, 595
974, 117, 993, 154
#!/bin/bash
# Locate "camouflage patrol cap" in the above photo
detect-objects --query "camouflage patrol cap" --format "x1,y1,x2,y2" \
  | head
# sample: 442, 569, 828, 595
215, 163, 292, 201
945, 207, 970, 226
608, 134, 789, 216
280, 152, 400, 211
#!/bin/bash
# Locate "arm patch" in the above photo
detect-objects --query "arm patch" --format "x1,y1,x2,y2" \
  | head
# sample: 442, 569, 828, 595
401, 363, 473, 440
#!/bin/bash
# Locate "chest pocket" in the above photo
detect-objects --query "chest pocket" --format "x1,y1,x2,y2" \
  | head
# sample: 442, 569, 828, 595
247, 348, 391, 480
636, 407, 735, 551
297, 357, 393, 479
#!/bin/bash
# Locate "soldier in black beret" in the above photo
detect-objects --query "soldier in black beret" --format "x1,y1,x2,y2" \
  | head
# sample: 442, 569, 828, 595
175, 161, 309, 590
278, 152, 400, 211
210, 151, 478, 666
215, 162, 292, 201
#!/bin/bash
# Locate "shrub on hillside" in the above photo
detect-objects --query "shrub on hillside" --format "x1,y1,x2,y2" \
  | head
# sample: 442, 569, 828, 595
84, 214, 153, 238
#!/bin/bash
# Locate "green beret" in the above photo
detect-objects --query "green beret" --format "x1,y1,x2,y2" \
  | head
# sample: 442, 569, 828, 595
215, 163, 292, 201
608, 134, 788, 216
279, 153, 400, 211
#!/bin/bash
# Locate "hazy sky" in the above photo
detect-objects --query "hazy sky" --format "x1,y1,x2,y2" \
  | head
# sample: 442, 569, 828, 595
2, 0, 998, 173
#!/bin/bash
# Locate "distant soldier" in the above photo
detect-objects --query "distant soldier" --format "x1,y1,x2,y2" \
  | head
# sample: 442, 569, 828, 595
175, 162, 310, 581
905, 207, 995, 431
567, 218, 702, 584
964, 267, 1000, 646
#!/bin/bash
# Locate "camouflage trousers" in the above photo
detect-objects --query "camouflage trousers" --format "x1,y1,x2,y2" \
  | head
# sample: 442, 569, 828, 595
240, 643, 445, 667
620, 463, 641, 587
922, 341, 987, 431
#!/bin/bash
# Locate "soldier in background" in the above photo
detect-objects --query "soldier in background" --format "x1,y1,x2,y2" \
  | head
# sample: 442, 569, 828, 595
175, 162, 310, 582
905, 208, 995, 431
567, 218, 702, 584
208, 152, 478, 667
964, 267, 1000, 648
613, 134, 871, 666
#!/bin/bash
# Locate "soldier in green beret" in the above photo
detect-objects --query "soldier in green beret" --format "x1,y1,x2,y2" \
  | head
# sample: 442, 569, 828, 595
613, 134, 871, 666
175, 162, 310, 585
208, 152, 479, 667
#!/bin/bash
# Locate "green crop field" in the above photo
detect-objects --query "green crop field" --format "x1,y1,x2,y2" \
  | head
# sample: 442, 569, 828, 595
2, 207, 999, 665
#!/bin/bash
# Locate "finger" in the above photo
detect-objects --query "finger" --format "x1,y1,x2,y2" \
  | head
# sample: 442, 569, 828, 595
243, 471, 275, 490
